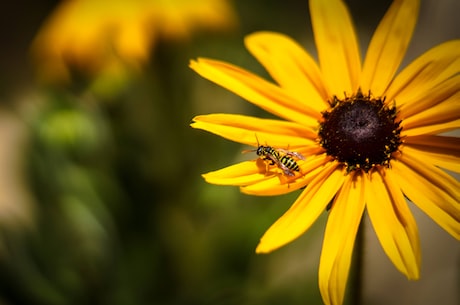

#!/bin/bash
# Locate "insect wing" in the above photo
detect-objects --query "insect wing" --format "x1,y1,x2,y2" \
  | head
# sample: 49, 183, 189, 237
263, 151, 280, 166
277, 148, 305, 160
277, 160, 296, 176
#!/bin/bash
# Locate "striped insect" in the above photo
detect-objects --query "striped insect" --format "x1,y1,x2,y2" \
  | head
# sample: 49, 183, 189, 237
244, 136, 305, 176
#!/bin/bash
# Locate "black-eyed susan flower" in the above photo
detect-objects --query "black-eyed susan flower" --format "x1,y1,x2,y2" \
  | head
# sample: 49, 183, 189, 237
31, 0, 237, 83
190, 0, 459, 304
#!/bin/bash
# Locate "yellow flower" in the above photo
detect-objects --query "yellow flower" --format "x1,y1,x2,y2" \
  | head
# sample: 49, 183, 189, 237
31, 0, 237, 83
190, 0, 459, 304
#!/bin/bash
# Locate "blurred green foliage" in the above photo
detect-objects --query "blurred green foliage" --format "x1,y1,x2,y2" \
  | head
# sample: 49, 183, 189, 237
0, 1, 400, 304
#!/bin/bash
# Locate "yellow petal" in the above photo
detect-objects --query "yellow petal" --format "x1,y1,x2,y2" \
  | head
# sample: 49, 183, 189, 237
401, 91, 460, 131
365, 170, 420, 279
116, 19, 153, 62
255, 163, 345, 253
403, 135, 460, 172
393, 155, 460, 239
383, 169, 421, 269
402, 119, 460, 136
191, 114, 317, 148
153, 0, 237, 37
398, 152, 459, 208
189, 58, 320, 127
240, 174, 307, 196
385, 40, 460, 104
361, 0, 420, 96
241, 154, 333, 196
319, 172, 365, 305
399, 73, 460, 119
31, 0, 155, 81
403, 146, 460, 173
202, 161, 269, 186
244, 31, 329, 112
310, 0, 361, 97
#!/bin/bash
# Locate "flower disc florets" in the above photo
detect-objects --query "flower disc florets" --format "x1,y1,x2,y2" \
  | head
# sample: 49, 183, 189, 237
318, 90, 402, 173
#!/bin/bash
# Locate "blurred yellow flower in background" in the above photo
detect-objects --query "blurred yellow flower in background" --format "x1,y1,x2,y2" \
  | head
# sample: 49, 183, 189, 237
191, 0, 459, 304
31, 0, 237, 84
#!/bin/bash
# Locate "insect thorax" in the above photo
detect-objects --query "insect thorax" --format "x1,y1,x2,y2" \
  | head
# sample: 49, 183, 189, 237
257, 146, 278, 157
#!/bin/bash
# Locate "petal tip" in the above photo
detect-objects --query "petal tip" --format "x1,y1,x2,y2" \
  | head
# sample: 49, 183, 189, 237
189, 59, 197, 67
189, 58, 206, 70
255, 242, 271, 254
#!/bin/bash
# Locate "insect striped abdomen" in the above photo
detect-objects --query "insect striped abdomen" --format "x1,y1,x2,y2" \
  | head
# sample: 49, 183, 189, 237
280, 155, 300, 172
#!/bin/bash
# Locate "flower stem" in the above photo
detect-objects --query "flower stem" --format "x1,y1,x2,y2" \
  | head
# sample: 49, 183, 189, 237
347, 216, 365, 305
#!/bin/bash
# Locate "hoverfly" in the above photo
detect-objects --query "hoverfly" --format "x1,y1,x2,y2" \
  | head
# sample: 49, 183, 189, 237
243, 136, 305, 176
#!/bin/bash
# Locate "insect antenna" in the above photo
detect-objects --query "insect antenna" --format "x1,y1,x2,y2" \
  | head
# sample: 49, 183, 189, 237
241, 148, 256, 154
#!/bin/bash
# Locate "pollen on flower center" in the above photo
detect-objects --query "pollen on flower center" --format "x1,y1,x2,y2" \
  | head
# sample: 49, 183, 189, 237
318, 90, 402, 172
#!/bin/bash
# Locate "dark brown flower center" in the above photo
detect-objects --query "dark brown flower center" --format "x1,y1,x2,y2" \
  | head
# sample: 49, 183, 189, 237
318, 90, 402, 172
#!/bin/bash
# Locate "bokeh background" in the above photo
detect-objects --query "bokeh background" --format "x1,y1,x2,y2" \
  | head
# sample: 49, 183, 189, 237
0, 1, 458, 305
